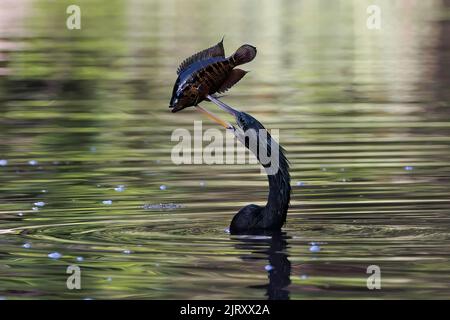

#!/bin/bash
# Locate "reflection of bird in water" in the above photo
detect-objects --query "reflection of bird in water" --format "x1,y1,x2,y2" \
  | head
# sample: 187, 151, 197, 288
195, 95, 291, 234
234, 231, 291, 300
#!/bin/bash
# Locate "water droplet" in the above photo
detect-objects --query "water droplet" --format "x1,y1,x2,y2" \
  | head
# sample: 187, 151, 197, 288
17, 212, 24, 217
48, 252, 62, 259
0, 159, 8, 166
404, 166, 414, 171
34, 201, 46, 207
224, 228, 230, 234
22, 243, 31, 249
76, 256, 84, 262
28, 160, 38, 166
106, 277, 112, 282
102, 200, 112, 205
32, 207, 39, 211
264, 265, 274, 271
123, 250, 132, 254
309, 245, 321, 253
159, 185, 167, 190
296, 181, 305, 187
114, 185, 125, 192
41, 189, 48, 193
199, 181, 206, 187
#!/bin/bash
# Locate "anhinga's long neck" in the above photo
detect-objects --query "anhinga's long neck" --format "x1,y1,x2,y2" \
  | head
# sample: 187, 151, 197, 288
233, 122, 291, 230
262, 145, 291, 229
204, 95, 291, 230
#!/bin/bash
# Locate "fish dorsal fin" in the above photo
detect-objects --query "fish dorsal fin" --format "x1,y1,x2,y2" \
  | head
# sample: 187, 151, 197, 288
217, 68, 248, 93
177, 38, 225, 75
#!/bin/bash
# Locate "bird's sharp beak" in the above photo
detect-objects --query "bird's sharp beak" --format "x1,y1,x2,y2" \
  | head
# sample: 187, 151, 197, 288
206, 95, 240, 118
195, 105, 233, 129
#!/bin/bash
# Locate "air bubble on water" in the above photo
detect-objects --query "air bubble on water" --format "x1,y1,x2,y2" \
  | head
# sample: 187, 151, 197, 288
28, 160, 38, 166
34, 201, 45, 207
296, 181, 305, 187
114, 185, 125, 192
123, 249, 132, 254
265, 265, 274, 271
22, 243, 31, 249
41, 189, 47, 193
143, 203, 182, 210
76, 256, 84, 262
309, 245, 321, 253
0, 159, 7, 166
404, 166, 414, 171
102, 200, 112, 205
159, 185, 167, 190
48, 252, 62, 259
18, 212, 24, 217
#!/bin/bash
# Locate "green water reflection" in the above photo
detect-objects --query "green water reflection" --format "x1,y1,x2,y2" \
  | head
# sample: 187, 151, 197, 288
0, 0, 449, 299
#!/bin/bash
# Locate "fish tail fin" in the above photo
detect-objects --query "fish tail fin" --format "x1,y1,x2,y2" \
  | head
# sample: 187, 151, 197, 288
231, 44, 257, 66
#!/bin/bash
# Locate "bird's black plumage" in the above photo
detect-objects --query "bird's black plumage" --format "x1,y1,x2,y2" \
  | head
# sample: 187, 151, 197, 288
229, 111, 291, 234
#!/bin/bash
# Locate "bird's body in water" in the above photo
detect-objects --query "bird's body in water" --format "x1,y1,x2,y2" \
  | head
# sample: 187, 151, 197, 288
169, 39, 257, 113
196, 96, 291, 234
230, 117, 290, 234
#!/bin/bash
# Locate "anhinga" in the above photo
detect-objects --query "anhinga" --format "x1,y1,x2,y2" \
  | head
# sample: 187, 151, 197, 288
196, 95, 291, 234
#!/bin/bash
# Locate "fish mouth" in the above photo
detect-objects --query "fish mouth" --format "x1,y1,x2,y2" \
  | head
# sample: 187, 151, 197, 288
169, 104, 183, 113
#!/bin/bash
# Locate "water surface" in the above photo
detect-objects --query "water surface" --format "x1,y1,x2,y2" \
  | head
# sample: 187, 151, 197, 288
0, 0, 449, 299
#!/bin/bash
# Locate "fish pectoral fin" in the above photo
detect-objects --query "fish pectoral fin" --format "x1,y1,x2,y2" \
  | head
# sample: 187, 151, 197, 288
217, 68, 248, 93
177, 38, 225, 75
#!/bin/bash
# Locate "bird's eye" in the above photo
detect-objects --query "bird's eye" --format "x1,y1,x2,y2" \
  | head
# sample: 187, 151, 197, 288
237, 116, 244, 127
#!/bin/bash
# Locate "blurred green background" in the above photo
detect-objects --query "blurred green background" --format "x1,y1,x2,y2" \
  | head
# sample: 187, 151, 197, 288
0, 0, 449, 299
